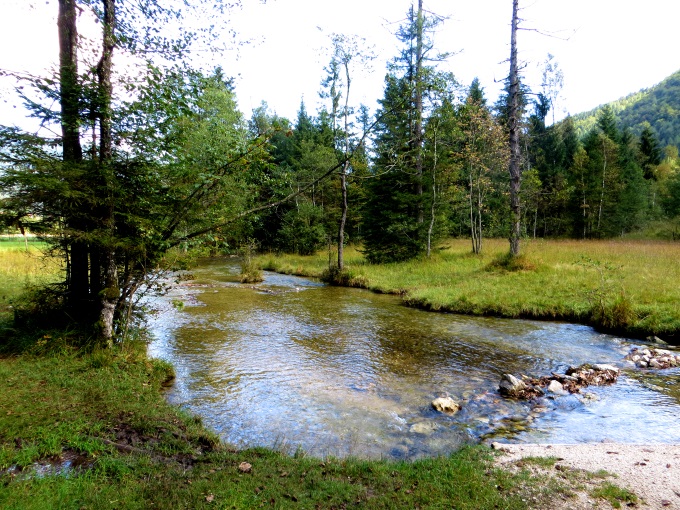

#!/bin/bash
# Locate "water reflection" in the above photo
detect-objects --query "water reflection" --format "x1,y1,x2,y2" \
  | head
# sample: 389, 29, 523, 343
147, 258, 680, 459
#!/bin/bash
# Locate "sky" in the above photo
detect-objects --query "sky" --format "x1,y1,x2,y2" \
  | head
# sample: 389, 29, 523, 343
1, 0, 679, 131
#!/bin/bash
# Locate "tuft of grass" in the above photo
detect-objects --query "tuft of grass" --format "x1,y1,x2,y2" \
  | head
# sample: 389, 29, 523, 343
591, 482, 639, 508
238, 241, 264, 283
487, 252, 538, 272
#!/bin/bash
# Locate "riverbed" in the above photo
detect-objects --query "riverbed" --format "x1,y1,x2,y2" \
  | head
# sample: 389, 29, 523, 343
147, 258, 680, 460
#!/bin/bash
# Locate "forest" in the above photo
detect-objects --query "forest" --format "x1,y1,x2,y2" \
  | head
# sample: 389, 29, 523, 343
1, 0, 680, 343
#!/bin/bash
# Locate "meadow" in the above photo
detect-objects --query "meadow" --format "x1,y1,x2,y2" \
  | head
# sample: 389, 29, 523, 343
0, 240, 62, 320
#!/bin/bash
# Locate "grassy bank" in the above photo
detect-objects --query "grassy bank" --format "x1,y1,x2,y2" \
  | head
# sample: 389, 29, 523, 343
256, 239, 680, 342
0, 246, 637, 509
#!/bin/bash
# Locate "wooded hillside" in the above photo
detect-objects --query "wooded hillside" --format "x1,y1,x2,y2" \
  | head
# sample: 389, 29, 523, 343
571, 70, 680, 149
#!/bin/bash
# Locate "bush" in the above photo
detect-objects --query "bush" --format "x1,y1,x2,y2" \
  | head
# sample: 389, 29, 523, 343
239, 241, 263, 283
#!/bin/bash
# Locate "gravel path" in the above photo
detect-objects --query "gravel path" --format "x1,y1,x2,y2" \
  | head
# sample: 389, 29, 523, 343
493, 443, 680, 509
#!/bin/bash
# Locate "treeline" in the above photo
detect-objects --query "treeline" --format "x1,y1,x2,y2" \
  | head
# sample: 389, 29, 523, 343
243, 14, 680, 261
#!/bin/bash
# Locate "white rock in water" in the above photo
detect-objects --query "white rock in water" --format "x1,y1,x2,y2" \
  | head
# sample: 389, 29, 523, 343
547, 380, 567, 395
649, 359, 662, 368
431, 396, 461, 414
637, 361, 648, 368
654, 349, 672, 356
592, 364, 620, 373
499, 373, 526, 396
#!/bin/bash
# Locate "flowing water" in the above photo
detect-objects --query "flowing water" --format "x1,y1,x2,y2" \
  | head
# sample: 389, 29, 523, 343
147, 258, 680, 459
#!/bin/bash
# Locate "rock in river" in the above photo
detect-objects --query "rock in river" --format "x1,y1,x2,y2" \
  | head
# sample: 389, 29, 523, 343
431, 396, 461, 414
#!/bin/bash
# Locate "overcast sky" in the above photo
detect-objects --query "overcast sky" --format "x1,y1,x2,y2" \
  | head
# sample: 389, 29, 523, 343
2, 0, 679, 130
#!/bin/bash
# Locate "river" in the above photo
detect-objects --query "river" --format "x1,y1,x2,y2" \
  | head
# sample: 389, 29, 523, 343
147, 258, 680, 460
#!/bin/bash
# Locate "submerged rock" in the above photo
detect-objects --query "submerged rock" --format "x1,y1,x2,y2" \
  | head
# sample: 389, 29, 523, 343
431, 396, 461, 415
409, 421, 439, 435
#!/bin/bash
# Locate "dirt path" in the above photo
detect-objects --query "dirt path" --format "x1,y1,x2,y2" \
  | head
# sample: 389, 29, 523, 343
493, 442, 680, 509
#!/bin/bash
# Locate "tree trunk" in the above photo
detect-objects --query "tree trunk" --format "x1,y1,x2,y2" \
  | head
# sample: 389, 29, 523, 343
97, 0, 118, 345
597, 136, 607, 232
337, 60, 351, 272
508, 0, 522, 257
58, 0, 89, 308
427, 125, 438, 257
58, 0, 82, 163
414, 0, 424, 224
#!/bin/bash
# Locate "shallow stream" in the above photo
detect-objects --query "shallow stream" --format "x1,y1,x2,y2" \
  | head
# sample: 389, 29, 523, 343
147, 258, 680, 459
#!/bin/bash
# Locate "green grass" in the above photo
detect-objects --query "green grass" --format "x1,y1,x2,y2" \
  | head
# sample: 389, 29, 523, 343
0, 243, 61, 321
256, 238, 680, 341
591, 482, 638, 508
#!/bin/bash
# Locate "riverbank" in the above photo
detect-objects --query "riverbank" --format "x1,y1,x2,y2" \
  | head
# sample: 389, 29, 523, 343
254, 239, 680, 344
494, 442, 680, 509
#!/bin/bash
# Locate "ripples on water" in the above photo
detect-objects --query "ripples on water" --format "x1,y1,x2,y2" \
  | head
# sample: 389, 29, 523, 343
147, 258, 680, 459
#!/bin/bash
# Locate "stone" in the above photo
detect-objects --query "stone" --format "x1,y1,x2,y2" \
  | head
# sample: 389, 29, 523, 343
431, 396, 461, 414
498, 373, 527, 397
592, 364, 620, 374
637, 361, 648, 368
647, 335, 668, 345
238, 462, 252, 473
649, 359, 662, 368
547, 380, 567, 395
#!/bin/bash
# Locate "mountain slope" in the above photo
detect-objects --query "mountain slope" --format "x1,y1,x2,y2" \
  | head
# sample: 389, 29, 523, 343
571, 70, 680, 148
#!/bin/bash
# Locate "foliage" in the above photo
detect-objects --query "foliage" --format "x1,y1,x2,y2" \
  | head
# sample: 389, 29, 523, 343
276, 201, 327, 256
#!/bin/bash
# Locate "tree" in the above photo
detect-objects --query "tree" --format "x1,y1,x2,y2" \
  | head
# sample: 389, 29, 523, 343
0, 1, 269, 344
361, 1, 447, 263
321, 34, 374, 271
456, 88, 509, 253
638, 123, 662, 180
507, 0, 522, 256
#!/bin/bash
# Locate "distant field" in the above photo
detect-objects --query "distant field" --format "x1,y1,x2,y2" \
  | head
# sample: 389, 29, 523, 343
255, 238, 680, 342
0, 242, 61, 317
